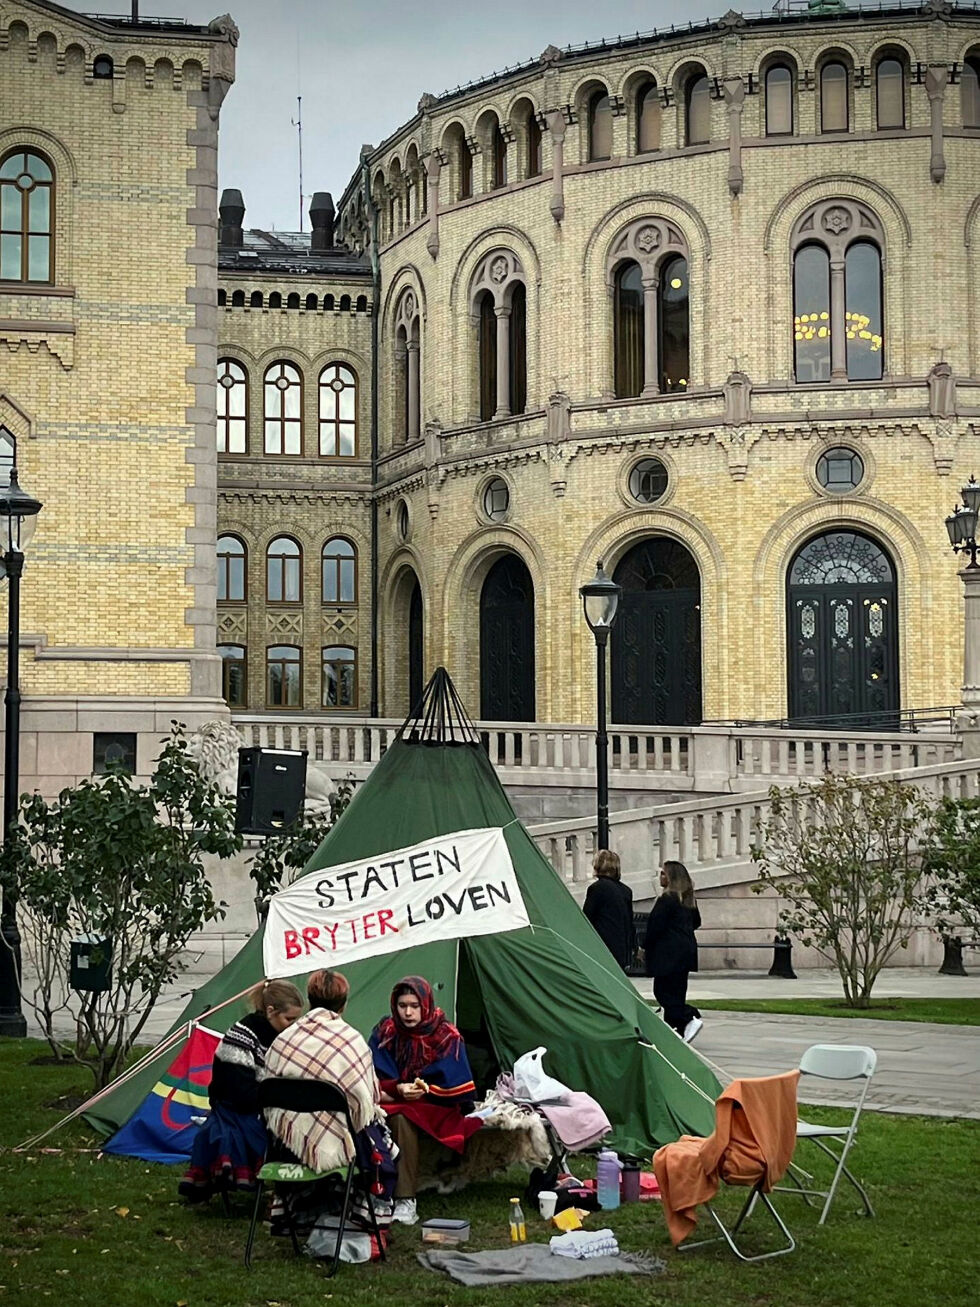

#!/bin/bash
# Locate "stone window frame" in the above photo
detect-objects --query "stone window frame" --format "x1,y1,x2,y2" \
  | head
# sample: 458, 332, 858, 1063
805, 438, 875, 499
321, 536, 358, 607
817, 52, 853, 134
627, 73, 662, 155
478, 473, 512, 524
266, 534, 303, 605
321, 644, 358, 710
790, 199, 886, 384
762, 59, 796, 137
960, 47, 980, 128
871, 46, 909, 131
469, 248, 527, 421
217, 532, 247, 603
318, 361, 358, 458
266, 643, 303, 709
617, 449, 677, 510
682, 66, 712, 146
395, 497, 413, 543
394, 288, 422, 443
217, 357, 248, 454
0, 147, 55, 284
606, 217, 690, 398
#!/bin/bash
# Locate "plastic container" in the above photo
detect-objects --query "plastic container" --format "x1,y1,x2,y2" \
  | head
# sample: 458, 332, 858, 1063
621, 1159, 641, 1204
508, 1197, 527, 1242
596, 1148, 623, 1210
421, 1219, 471, 1246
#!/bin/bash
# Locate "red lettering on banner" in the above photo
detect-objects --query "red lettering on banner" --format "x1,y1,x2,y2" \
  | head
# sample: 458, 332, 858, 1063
362, 912, 376, 940
284, 930, 301, 960
378, 908, 399, 935
302, 926, 326, 954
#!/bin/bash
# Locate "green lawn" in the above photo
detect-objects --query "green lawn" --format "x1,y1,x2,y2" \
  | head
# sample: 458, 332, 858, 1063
691, 997, 980, 1025
1, 1039, 977, 1307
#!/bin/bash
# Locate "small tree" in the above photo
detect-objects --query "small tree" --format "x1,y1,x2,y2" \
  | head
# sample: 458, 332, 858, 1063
1, 723, 242, 1087
248, 777, 354, 919
921, 795, 980, 942
751, 773, 935, 1007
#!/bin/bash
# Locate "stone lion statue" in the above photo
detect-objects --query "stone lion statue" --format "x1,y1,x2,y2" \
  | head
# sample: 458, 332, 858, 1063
185, 719, 335, 815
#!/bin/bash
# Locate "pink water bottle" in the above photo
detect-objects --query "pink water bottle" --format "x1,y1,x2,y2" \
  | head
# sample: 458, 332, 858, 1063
596, 1149, 622, 1210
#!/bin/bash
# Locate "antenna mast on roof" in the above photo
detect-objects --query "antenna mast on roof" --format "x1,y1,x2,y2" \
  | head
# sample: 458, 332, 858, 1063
292, 95, 304, 233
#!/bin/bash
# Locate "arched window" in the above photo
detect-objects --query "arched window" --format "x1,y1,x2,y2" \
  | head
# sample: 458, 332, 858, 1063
322, 537, 356, 605
526, 114, 542, 177
588, 90, 613, 161
395, 289, 421, 443
93, 54, 113, 79
685, 74, 711, 145
459, 136, 472, 199
324, 293, 335, 310
318, 362, 357, 456
491, 122, 507, 188
263, 361, 302, 454
305, 292, 318, 310
791, 200, 885, 383
322, 645, 357, 708
658, 255, 689, 392
636, 80, 661, 152
217, 534, 246, 602
793, 244, 831, 383
0, 150, 54, 282
217, 358, 247, 454
268, 291, 282, 309
218, 644, 246, 707
251, 290, 263, 308
876, 57, 905, 129
266, 536, 302, 602
765, 64, 793, 135
820, 60, 849, 132
286, 292, 300, 309
266, 645, 302, 708
844, 241, 883, 381
231, 289, 245, 307
613, 261, 644, 398
339, 294, 351, 312
509, 283, 526, 416
218, 289, 227, 306
962, 54, 980, 127
478, 290, 496, 422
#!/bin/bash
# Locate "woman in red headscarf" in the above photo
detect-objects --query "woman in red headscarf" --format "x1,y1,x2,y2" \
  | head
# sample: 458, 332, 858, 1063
369, 976, 480, 1224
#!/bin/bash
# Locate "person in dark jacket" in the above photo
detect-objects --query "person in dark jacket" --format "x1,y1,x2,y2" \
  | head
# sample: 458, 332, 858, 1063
179, 978, 304, 1203
583, 849, 635, 971
643, 860, 703, 1043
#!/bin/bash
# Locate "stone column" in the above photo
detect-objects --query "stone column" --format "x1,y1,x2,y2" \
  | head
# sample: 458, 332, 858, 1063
406, 338, 420, 442
641, 274, 660, 396
830, 258, 847, 380
957, 564, 980, 756
925, 64, 947, 184
425, 153, 441, 258
723, 78, 745, 196
494, 306, 511, 418
546, 110, 566, 223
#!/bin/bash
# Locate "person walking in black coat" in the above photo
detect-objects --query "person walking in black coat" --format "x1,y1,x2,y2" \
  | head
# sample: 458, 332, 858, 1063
583, 849, 635, 971
643, 860, 703, 1043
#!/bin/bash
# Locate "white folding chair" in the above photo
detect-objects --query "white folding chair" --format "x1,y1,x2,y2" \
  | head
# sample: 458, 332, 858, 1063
777, 1043, 877, 1225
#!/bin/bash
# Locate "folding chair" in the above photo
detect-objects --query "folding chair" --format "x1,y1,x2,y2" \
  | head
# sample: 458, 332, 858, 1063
655, 1071, 799, 1263
244, 1077, 386, 1276
777, 1043, 877, 1225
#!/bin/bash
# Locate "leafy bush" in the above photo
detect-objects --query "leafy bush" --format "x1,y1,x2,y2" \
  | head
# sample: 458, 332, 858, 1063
921, 795, 980, 940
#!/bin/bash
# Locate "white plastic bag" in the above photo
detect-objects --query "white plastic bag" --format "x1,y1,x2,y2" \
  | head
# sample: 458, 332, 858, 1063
512, 1046, 571, 1104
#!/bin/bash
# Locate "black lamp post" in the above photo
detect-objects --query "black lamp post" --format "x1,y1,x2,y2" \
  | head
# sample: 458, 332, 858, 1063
0, 458, 43, 1038
945, 474, 980, 567
579, 560, 621, 852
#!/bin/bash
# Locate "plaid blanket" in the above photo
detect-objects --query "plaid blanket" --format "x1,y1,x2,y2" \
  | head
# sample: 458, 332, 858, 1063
264, 1008, 381, 1173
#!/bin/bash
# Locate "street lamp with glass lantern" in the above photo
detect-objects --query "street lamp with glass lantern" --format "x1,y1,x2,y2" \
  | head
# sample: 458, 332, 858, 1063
945, 474, 980, 770
579, 560, 622, 852
0, 437, 43, 1038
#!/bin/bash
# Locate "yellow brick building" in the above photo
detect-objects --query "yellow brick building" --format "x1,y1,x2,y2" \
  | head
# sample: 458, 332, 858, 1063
1, 0, 237, 792
218, 3, 980, 732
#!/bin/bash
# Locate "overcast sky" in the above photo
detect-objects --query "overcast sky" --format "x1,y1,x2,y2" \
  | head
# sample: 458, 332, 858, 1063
62, 0, 722, 230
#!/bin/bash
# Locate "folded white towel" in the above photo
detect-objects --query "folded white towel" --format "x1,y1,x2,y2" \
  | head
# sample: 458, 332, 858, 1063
549, 1229, 619, 1260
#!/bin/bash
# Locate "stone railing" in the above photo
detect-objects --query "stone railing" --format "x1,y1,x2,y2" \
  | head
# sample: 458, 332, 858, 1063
528, 755, 980, 895
233, 715, 960, 795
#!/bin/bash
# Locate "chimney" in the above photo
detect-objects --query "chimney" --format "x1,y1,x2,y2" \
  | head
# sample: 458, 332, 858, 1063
219, 188, 245, 248
309, 192, 335, 251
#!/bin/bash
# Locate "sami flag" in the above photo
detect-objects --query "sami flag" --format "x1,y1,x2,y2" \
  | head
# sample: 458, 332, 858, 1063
102, 1024, 220, 1165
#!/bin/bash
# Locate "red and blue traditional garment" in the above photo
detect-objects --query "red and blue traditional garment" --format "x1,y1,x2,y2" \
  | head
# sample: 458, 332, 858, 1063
369, 976, 481, 1153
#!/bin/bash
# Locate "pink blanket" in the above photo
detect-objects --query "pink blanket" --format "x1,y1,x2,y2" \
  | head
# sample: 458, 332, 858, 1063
538, 1091, 611, 1151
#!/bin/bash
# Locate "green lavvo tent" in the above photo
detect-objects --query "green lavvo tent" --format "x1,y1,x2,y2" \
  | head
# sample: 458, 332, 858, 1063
88, 668, 720, 1157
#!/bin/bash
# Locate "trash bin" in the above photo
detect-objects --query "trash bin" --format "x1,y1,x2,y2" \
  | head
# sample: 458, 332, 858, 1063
69, 935, 113, 993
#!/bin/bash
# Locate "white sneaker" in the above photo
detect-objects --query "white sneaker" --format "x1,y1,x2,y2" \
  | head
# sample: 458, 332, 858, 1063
392, 1197, 418, 1225
683, 1016, 704, 1044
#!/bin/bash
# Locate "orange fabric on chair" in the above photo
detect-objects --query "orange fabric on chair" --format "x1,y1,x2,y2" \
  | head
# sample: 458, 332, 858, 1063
653, 1070, 800, 1247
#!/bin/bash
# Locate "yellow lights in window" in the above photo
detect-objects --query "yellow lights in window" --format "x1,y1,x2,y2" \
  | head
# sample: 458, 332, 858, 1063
793, 311, 882, 352
670, 277, 683, 289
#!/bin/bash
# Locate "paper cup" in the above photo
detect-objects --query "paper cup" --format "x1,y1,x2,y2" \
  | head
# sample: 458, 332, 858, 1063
538, 1191, 558, 1220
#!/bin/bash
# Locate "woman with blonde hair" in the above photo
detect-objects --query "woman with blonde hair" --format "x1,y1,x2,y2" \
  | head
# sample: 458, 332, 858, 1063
179, 978, 304, 1203
582, 849, 635, 971
643, 860, 703, 1044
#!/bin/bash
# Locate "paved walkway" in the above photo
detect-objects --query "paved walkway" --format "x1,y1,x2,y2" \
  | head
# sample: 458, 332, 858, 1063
632, 968, 980, 1120
23, 938, 980, 1120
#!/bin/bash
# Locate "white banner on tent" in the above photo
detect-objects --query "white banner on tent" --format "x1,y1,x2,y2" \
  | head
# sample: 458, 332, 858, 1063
263, 826, 529, 977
